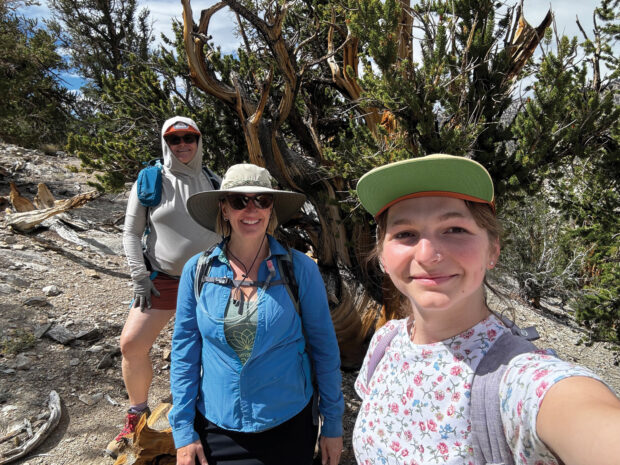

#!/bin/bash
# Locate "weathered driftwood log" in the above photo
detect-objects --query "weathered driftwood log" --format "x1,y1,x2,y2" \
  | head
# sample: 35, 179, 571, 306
0, 391, 62, 465
5, 190, 99, 232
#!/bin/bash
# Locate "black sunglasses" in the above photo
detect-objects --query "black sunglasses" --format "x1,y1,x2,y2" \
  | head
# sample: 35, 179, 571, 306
225, 194, 274, 210
166, 134, 198, 145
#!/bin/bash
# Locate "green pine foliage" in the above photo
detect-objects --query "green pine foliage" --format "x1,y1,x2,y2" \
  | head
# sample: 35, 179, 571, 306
0, 1, 74, 147
65, 20, 246, 191
510, 7, 619, 342
338, 0, 618, 339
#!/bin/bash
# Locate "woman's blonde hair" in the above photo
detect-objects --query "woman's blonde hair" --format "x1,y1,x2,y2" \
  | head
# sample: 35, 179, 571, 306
215, 200, 279, 237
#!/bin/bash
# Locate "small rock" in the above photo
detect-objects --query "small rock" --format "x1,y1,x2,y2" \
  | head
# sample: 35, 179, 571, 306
3, 275, 30, 288
0, 284, 18, 295
105, 394, 120, 406
1, 368, 16, 374
15, 353, 32, 370
69, 358, 80, 366
42, 285, 62, 296
78, 393, 103, 406
12, 244, 25, 250
76, 328, 102, 342
76, 246, 84, 251
23, 296, 49, 307
26, 263, 49, 273
45, 325, 76, 345
85, 269, 100, 279
86, 345, 105, 353
97, 353, 116, 369
163, 348, 171, 362
4, 236, 17, 245
0, 242, 9, 249
34, 322, 53, 338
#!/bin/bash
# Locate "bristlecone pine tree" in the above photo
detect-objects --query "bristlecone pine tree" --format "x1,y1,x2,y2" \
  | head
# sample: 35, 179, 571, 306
179, 0, 556, 365
63, 0, 618, 361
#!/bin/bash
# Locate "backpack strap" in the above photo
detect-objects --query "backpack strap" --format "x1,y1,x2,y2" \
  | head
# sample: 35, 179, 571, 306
275, 248, 300, 316
194, 243, 219, 302
471, 330, 538, 465
203, 165, 222, 190
365, 324, 401, 386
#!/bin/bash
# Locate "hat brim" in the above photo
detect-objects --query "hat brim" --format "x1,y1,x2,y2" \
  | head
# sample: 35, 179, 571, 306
164, 126, 201, 137
187, 187, 306, 231
356, 154, 494, 217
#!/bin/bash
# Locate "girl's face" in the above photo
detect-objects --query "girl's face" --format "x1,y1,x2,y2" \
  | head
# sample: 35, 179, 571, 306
221, 194, 273, 240
380, 196, 499, 316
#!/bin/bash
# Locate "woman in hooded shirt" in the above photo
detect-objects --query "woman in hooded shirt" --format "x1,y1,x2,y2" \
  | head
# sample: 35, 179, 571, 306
105, 116, 221, 458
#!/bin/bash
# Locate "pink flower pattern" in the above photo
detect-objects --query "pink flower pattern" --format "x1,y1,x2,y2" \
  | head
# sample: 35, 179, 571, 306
353, 315, 601, 464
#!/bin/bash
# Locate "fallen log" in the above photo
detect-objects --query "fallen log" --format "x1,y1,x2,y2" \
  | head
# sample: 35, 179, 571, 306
0, 391, 62, 464
5, 190, 99, 232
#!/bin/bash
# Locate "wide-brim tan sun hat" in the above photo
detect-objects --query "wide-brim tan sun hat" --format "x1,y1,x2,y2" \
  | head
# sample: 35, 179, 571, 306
356, 154, 495, 217
187, 163, 306, 231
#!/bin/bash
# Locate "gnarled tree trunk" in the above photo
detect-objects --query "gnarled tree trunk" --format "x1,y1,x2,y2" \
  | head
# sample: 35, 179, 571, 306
180, 0, 552, 366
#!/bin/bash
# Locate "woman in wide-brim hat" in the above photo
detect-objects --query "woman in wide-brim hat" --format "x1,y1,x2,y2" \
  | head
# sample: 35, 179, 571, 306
352, 154, 620, 465
170, 163, 344, 465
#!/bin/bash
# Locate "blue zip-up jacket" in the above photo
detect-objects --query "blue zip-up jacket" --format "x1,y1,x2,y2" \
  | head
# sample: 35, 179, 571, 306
169, 235, 344, 448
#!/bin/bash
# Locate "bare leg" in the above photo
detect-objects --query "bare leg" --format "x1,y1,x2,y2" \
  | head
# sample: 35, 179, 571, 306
119, 306, 175, 406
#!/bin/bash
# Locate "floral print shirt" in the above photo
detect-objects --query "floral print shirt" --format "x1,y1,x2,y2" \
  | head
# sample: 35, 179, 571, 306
353, 315, 600, 465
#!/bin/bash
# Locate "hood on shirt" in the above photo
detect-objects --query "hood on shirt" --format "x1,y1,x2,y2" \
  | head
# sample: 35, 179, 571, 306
161, 116, 205, 177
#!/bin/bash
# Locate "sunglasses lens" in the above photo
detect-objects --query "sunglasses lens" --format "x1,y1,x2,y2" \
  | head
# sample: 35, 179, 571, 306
227, 195, 248, 210
254, 195, 273, 209
225, 194, 273, 210
167, 134, 197, 145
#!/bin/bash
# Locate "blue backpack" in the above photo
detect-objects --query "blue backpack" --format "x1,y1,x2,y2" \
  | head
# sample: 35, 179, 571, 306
136, 158, 221, 207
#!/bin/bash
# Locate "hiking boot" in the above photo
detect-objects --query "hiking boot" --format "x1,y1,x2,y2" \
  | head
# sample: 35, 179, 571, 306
104, 407, 150, 459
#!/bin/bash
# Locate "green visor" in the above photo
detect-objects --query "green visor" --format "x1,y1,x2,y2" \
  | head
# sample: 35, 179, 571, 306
356, 154, 495, 217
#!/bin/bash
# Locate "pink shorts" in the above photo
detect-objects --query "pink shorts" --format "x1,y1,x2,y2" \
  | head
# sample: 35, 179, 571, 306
132, 274, 179, 310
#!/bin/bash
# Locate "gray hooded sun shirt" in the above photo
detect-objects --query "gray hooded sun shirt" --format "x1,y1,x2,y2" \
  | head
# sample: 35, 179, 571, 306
123, 116, 220, 280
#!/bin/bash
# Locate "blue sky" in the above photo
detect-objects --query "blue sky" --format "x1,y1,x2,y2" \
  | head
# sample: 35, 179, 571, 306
21, 0, 612, 90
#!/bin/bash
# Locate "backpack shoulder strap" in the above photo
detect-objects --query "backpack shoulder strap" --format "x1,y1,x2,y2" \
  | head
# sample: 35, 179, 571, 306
471, 329, 538, 465
365, 324, 400, 386
275, 247, 300, 316
202, 165, 221, 190
194, 243, 219, 301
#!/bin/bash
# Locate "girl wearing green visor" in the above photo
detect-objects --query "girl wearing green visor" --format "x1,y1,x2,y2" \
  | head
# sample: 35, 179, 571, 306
353, 154, 620, 465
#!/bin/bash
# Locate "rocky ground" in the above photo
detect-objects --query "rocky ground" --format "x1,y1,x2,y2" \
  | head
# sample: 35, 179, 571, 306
0, 142, 618, 465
